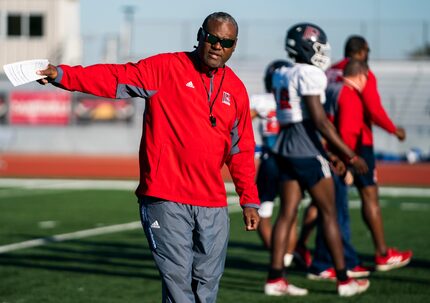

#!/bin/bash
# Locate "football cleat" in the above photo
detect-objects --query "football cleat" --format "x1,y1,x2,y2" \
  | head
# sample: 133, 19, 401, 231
264, 278, 308, 296
307, 267, 336, 281
347, 265, 371, 278
375, 248, 413, 271
337, 278, 370, 297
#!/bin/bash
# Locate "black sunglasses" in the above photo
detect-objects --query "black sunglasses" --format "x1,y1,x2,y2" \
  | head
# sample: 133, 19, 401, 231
201, 28, 236, 49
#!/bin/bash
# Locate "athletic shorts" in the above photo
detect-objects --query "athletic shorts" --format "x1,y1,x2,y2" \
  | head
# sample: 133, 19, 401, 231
353, 145, 377, 188
277, 154, 332, 190
256, 150, 280, 202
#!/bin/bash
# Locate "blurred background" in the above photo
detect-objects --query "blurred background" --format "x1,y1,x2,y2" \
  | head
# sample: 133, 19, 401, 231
0, 0, 429, 180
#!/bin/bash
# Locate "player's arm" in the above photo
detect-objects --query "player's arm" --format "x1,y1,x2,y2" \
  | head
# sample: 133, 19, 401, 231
304, 95, 368, 174
362, 71, 405, 141
326, 151, 346, 176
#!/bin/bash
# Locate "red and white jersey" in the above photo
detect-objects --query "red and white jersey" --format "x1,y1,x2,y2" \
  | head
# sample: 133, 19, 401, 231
272, 63, 327, 125
249, 93, 280, 138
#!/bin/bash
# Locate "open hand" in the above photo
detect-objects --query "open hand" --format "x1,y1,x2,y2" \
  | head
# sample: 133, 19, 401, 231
36, 64, 58, 85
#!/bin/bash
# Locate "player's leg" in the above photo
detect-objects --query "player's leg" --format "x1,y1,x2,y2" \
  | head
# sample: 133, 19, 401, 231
308, 174, 365, 281
256, 152, 279, 249
335, 176, 364, 275
257, 151, 297, 267
270, 180, 302, 270
284, 214, 298, 267
295, 201, 317, 268
257, 212, 273, 249
308, 175, 370, 295
307, 177, 346, 272
265, 179, 308, 296
359, 184, 387, 255
356, 145, 412, 271
354, 145, 386, 254
298, 156, 369, 295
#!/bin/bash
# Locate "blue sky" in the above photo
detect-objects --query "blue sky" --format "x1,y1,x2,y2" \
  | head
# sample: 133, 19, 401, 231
81, 0, 430, 63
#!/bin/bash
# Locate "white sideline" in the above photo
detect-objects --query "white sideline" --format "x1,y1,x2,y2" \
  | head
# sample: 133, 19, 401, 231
1, 178, 430, 196
0, 178, 429, 254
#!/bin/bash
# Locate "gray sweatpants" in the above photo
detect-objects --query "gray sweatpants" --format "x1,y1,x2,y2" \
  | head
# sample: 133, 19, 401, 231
139, 197, 230, 303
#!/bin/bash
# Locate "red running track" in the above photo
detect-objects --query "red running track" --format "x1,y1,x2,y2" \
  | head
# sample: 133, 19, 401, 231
0, 153, 429, 186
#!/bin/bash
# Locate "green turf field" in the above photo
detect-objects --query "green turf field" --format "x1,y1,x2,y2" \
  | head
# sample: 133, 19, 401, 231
0, 181, 429, 302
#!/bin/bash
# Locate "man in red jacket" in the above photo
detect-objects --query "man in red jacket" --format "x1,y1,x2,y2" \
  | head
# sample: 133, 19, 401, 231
326, 35, 412, 271
38, 12, 260, 303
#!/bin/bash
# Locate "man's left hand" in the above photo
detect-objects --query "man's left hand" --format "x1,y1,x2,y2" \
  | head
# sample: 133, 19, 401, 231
243, 207, 260, 231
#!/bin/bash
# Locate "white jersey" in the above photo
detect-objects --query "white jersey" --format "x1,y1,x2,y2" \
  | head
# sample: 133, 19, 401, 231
272, 63, 327, 125
249, 93, 280, 140
272, 63, 328, 158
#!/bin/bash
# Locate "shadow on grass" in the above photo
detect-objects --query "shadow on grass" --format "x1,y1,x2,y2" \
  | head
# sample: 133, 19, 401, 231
0, 238, 159, 280
1, 235, 429, 294
223, 240, 430, 291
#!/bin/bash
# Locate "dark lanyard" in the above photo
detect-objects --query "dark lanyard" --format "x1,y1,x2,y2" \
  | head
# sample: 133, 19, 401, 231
200, 69, 226, 127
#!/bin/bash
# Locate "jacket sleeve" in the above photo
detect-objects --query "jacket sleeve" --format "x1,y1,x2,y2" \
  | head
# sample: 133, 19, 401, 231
225, 89, 260, 209
361, 71, 396, 134
54, 54, 170, 99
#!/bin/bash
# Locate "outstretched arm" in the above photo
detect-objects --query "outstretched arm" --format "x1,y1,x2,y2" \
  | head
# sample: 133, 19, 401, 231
36, 54, 171, 99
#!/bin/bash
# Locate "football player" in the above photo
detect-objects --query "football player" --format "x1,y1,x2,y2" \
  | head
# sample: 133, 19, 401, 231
264, 23, 370, 297
250, 60, 298, 267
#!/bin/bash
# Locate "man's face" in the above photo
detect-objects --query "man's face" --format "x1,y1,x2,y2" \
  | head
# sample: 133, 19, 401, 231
361, 43, 370, 62
354, 43, 370, 63
197, 19, 237, 69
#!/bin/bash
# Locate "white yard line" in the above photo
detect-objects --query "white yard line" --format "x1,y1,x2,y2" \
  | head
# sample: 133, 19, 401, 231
0, 178, 139, 191
0, 178, 428, 254
0, 196, 242, 254
378, 187, 430, 197
0, 221, 142, 254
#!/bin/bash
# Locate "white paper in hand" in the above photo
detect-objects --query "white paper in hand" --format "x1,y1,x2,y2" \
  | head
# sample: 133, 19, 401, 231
3, 59, 49, 87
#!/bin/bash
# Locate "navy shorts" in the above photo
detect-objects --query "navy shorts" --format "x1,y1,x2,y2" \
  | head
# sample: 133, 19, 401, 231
256, 151, 280, 202
353, 145, 377, 188
276, 154, 332, 190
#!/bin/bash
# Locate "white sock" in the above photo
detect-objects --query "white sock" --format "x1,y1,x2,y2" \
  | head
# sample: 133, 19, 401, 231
284, 253, 294, 267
